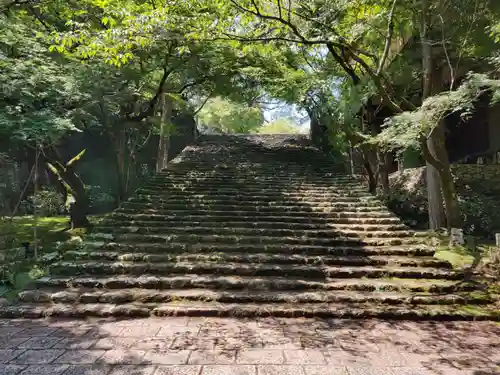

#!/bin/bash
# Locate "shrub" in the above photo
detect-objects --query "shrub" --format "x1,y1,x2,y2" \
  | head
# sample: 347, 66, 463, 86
29, 188, 64, 216
87, 185, 116, 212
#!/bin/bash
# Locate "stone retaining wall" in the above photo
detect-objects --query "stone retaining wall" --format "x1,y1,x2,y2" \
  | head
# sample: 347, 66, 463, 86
451, 164, 500, 185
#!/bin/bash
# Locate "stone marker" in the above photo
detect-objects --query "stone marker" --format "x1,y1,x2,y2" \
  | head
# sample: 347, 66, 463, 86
450, 228, 465, 246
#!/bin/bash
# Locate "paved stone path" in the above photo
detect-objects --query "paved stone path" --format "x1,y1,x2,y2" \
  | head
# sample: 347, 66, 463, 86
0, 317, 498, 375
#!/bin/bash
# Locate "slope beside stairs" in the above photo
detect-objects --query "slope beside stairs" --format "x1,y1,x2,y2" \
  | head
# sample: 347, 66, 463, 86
2, 134, 498, 319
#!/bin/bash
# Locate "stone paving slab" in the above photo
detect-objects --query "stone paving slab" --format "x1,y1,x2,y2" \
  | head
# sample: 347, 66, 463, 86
0, 318, 498, 375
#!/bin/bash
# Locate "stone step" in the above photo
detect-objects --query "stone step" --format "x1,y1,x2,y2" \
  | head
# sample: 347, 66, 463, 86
154, 172, 354, 180
88, 232, 424, 246
119, 202, 389, 213
93, 225, 416, 238
18, 288, 489, 305
157, 166, 350, 172
132, 193, 380, 204
62, 251, 449, 268
2, 301, 498, 320
87, 242, 436, 257
126, 198, 385, 209
144, 181, 366, 190
107, 213, 403, 225
155, 166, 352, 173
111, 210, 399, 220
100, 220, 407, 232
34, 274, 475, 293
49, 261, 463, 280
114, 208, 397, 219
134, 191, 377, 199
139, 186, 370, 195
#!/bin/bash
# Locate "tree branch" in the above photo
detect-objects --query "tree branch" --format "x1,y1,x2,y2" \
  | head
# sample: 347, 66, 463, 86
420, 136, 445, 172
128, 62, 173, 122
230, 0, 308, 42
326, 42, 360, 84
193, 92, 213, 116
377, 0, 398, 75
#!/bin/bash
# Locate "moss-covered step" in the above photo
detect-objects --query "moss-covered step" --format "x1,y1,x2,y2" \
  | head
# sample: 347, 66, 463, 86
136, 191, 380, 199
17, 288, 492, 305
99, 219, 407, 231
119, 202, 388, 213
114, 208, 398, 219
48, 261, 464, 280
85, 242, 436, 257
104, 215, 404, 227
34, 274, 479, 293
1, 301, 498, 320
91, 226, 415, 239
139, 186, 370, 196
87, 232, 424, 246
62, 251, 450, 269
131, 193, 381, 203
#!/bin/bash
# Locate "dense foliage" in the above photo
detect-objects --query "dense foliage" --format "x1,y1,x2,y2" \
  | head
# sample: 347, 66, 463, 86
1, 0, 500, 232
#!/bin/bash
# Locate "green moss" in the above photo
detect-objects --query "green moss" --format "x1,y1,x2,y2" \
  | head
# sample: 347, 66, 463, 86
456, 305, 500, 317
434, 250, 475, 269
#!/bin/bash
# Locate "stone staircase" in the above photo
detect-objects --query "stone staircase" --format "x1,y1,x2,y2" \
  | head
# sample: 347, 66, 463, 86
3, 135, 498, 319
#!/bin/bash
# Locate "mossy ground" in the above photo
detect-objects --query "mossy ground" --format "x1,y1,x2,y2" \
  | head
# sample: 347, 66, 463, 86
0, 215, 104, 302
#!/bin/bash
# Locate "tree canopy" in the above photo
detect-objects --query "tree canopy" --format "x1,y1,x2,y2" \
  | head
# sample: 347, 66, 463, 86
2, 0, 500, 229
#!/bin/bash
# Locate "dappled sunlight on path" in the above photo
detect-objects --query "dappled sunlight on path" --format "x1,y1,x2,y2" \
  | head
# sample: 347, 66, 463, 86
0, 317, 498, 375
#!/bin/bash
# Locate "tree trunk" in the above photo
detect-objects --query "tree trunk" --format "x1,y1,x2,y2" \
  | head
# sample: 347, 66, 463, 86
421, 0, 446, 229
156, 93, 172, 173
44, 149, 90, 229
432, 124, 463, 229
112, 128, 127, 203
426, 135, 445, 229
377, 152, 390, 195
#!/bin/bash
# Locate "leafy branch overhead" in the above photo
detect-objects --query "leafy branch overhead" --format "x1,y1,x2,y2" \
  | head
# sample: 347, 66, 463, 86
372, 72, 500, 153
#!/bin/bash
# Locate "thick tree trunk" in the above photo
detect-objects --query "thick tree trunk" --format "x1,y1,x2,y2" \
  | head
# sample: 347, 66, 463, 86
109, 128, 128, 204
156, 93, 172, 173
44, 149, 90, 229
432, 124, 463, 230
421, 0, 446, 229
426, 139, 445, 229
377, 152, 391, 195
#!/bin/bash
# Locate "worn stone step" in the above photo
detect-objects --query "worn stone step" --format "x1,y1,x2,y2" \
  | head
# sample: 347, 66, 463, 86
93, 225, 416, 239
143, 181, 366, 190
154, 175, 356, 183
100, 220, 407, 232
49, 261, 463, 280
115, 207, 396, 219
158, 165, 346, 173
34, 274, 476, 293
87, 242, 436, 257
109, 212, 400, 223
139, 186, 370, 195
107, 213, 403, 225
134, 190, 377, 199
18, 288, 490, 305
119, 202, 389, 213
153, 174, 355, 182
155, 169, 355, 177
125, 199, 385, 211
1, 301, 498, 320
62, 251, 449, 268
132, 194, 380, 204
88, 232, 424, 246
146, 175, 362, 183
